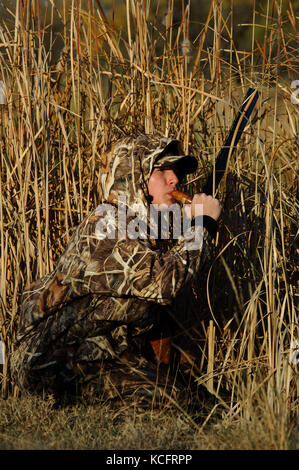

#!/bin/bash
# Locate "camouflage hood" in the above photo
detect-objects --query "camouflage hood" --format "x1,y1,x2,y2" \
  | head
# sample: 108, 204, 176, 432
98, 134, 197, 208
11, 135, 215, 397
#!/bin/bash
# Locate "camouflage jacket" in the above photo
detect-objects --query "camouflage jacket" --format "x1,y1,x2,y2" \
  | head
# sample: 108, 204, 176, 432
12, 134, 217, 390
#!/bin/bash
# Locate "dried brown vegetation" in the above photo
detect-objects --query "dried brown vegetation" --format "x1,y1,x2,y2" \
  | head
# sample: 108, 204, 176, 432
0, 0, 298, 450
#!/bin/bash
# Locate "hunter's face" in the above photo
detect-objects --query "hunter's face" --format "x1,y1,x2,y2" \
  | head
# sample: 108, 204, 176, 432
148, 166, 179, 206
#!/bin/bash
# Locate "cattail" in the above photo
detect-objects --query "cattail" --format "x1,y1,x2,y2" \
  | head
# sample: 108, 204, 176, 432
181, 38, 192, 63
162, 9, 172, 28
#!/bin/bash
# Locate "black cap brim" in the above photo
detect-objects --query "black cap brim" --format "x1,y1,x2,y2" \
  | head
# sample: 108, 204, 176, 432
156, 155, 198, 176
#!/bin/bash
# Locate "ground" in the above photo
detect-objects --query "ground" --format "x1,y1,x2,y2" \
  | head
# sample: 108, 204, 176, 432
0, 394, 298, 450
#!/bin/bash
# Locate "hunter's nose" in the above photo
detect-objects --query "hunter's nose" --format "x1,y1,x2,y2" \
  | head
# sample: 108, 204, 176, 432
167, 169, 179, 186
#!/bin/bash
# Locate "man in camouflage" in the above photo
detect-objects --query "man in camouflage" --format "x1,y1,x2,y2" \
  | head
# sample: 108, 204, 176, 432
11, 134, 222, 408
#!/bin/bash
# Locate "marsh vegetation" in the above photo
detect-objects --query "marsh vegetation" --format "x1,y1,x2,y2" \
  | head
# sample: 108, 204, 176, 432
0, 0, 298, 450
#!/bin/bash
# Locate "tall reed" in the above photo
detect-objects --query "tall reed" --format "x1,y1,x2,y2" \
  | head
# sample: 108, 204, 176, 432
0, 0, 298, 447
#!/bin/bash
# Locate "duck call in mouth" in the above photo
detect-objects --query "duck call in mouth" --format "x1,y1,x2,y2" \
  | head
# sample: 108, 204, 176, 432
171, 190, 192, 204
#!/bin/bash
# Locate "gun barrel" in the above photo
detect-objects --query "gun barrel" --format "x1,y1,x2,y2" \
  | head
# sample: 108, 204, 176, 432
203, 87, 259, 195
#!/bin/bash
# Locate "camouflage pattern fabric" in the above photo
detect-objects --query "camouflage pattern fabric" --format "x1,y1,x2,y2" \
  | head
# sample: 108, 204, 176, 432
10, 134, 216, 407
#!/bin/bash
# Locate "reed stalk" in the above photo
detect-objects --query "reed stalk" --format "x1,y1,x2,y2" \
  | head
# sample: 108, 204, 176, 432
0, 0, 297, 447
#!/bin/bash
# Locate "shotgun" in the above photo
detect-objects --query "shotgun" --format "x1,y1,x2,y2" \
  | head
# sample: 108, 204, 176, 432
152, 88, 259, 366
172, 87, 259, 203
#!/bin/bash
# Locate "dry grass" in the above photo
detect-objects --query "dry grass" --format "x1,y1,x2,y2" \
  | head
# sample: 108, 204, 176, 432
0, 394, 298, 450
0, 0, 298, 450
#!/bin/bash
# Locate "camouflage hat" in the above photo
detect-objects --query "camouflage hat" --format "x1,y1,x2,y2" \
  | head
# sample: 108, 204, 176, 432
153, 154, 198, 176
153, 139, 198, 177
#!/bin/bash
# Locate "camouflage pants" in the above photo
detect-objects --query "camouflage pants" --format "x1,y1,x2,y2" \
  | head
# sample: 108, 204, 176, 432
77, 351, 191, 408
10, 335, 195, 409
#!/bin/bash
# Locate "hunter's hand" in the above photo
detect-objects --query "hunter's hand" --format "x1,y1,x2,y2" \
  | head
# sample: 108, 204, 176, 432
185, 193, 222, 221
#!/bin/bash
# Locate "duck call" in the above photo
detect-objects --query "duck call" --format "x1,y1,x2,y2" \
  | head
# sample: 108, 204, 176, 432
171, 190, 192, 204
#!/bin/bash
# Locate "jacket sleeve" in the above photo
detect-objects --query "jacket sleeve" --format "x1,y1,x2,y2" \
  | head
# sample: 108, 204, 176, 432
66, 213, 217, 306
